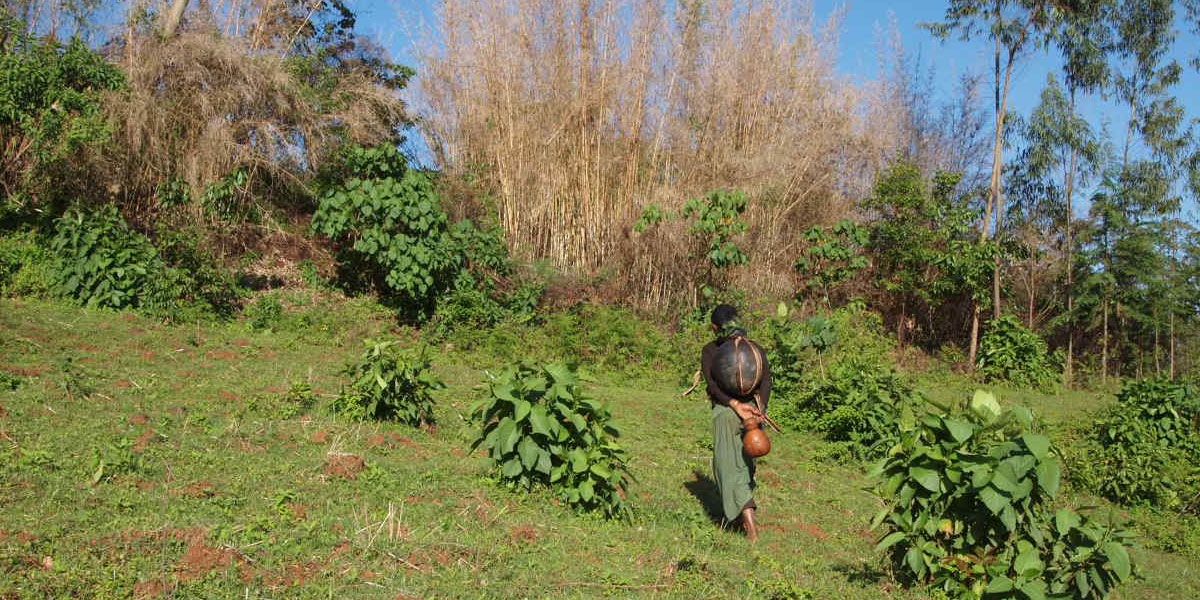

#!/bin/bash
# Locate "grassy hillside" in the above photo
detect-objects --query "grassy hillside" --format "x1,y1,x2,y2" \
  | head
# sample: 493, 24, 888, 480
1, 298, 1196, 599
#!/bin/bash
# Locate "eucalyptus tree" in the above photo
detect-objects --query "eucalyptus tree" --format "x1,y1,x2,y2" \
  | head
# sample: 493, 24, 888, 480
927, 0, 1066, 369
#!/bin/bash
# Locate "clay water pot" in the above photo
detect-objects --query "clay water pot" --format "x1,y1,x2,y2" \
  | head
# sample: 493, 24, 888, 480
712, 335, 764, 398
743, 420, 771, 458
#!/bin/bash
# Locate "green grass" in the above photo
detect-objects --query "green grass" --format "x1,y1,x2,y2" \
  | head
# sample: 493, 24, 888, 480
1, 298, 1197, 599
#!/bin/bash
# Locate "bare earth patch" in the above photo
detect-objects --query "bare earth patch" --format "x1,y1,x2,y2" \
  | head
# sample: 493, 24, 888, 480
324, 453, 365, 479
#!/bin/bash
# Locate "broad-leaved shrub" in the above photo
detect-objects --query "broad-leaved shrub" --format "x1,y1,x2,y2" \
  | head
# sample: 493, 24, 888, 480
872, 391, 1135, 600
330, 340, 443, 425
977, 315, 1060, 391
472, 362, 632, 518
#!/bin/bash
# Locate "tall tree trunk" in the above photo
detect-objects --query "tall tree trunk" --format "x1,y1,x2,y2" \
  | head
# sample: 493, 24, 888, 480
1063, 99, 1078, 387
968, 305, 982, 372
1102, 299, 1109, 385
163, 0, 189, 38
1027, 244, 1035, 328
1170, 309, 1176, 380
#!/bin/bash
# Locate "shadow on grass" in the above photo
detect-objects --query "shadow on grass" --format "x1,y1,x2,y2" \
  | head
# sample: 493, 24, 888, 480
683, 469, 726, 527
832, 561, 889, 587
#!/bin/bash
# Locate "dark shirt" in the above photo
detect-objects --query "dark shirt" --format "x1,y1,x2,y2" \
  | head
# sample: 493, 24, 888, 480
701, 334, 772, 411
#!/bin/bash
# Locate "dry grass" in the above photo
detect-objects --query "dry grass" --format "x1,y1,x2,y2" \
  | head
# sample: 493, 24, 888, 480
416, 0, 953, 308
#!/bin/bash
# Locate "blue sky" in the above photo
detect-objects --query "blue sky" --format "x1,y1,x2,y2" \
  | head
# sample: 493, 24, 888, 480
352, 0, 1200, 216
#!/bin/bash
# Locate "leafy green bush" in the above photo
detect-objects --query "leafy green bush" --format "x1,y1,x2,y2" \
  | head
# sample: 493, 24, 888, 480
780, 356, 919, 459
1065, 379, 1199, 513
977, 315, 1060, 391
151, 226, 244, 320
247, 381, 316, 419
472, 362, 632, 518
0, 230, 54, 297
447, 303, 695, 382
246, 294, 284, 330
793, 219, 869, 307
766, 303, 904, 458
871, 391, 1135, 599
0, 20, 124, 208
311, 145, 460, 317
49, 205, 167, 310
330, 340, 443, 425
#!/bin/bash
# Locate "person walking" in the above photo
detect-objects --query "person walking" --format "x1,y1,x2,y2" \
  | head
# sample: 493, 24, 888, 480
700, 304, 772, 541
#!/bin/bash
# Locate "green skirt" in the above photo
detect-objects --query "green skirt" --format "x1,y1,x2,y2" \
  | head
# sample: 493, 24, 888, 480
712, 403, 756, 522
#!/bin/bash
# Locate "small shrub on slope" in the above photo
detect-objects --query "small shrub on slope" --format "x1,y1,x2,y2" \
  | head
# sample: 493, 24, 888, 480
871, 391, 1135, 600
977, 315, 1060, 391
50, 205, 166, 311
472, 362, 631, 519
1066, 379, 1200, 514
330, 340, 443, 425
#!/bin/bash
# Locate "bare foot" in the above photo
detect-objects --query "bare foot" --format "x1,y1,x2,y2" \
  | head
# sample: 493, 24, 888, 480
741, 507, 759, 542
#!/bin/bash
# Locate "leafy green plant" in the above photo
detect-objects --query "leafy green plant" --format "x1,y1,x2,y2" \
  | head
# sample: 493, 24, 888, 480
246, 294, 284, 330
0, 370, 20, 390
1065, 379, 1199, 513
0, 230, 54, 298
247, 381, 316, 419
311, 145, 461, 317
472, 362, 632, 518
871, 391, 1135, 600
793, 219, 869, 307
90, 438, 141, 484
50, 205, 167, 310
0, 20, 124, 208
977, 316, 1060, 391
782, 356, 919, 459
330, 340, 443, 425
149, 226, 244, 320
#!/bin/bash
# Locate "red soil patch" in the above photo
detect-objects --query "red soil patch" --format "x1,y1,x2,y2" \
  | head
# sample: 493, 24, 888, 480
404, 547, 474, 571
0, 365, 43, 377
140, 351, 154, 362
262, 350, 277, 360
239, 560, 322, 588
310, 430, 329, 444
121, 313, 137, 322
758, 471, 781, 485
78, 343, 101, 353
264, 385, 283, 394
136, 480, 156, 491
367, 434, 390, 449
450, 446, 465, 458
218, 390, 239, 401
206, 350, 235, 361
394, 435, 423, 451
289, 502, 308, 521
133, 429, 156, 453
0, 531, 38, 544
129, 413, 150, 425
232, 338, 251, 347
797, 522, 829, 541
117, 379, 133, 389
0, 405, 7, 418
175, 541, 242, 582
130, 328, 146, 335
510, 524, 539, 545
175, 481, 215, 498
324, 453, 365, 479
318, 353, 338, 361
133, 578, 170, 599
176, 370, 197, 379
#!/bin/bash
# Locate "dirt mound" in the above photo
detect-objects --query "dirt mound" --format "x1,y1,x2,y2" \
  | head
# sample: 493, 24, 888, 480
176, 540, 242, 582
324, 453, 365, 479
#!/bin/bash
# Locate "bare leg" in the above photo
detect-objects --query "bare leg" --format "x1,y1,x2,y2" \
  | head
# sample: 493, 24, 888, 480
741, 507, 759, 542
